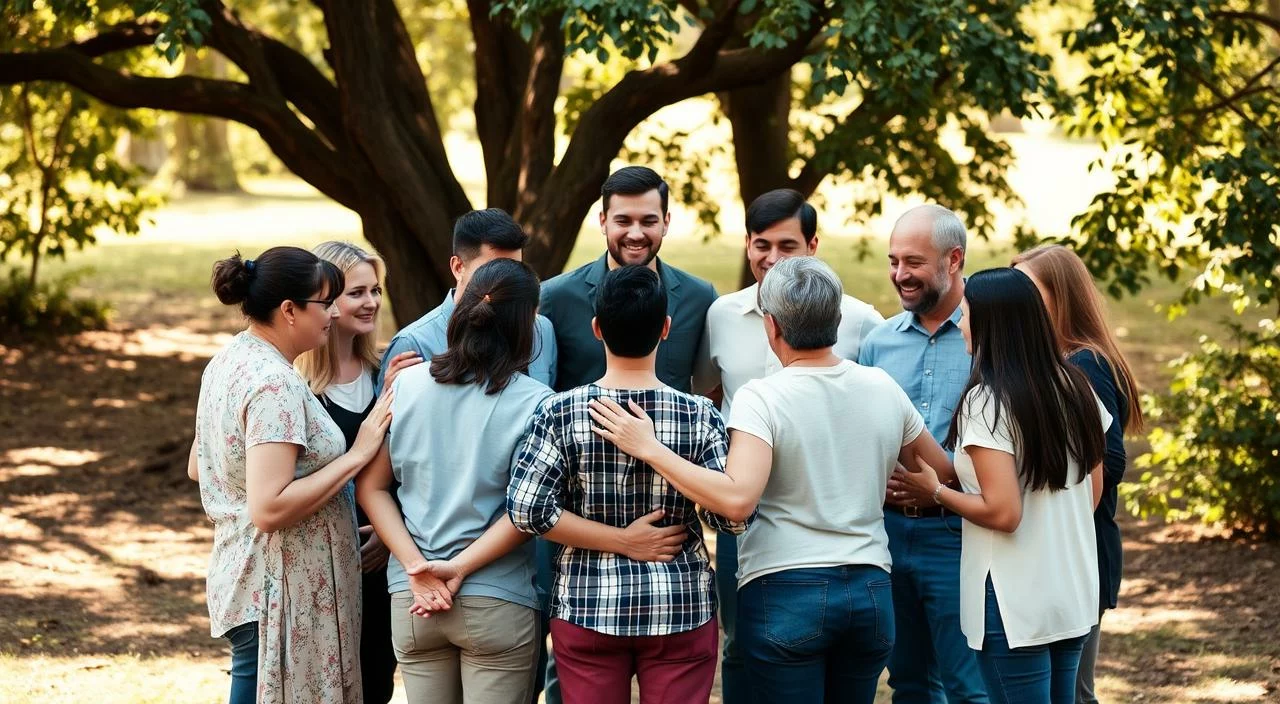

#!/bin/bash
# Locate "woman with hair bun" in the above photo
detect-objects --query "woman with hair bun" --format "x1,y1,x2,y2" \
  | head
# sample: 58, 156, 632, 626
356, 257, 551, 704
191, 245, 395, 703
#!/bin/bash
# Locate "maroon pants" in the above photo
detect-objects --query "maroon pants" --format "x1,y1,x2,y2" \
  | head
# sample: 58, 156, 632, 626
550, 617, 719, 704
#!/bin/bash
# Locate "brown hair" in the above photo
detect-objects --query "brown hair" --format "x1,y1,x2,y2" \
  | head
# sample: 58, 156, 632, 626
295, 242, 386, 394
1012, 244, 1143, 432
429, 258, 541, 394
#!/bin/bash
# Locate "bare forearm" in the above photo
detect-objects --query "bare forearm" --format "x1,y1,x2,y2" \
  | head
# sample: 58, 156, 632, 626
644, 445, 753, 519
359, 486, 428, 570
935, 486, 1020, 532
451, 516, 529, 577
262, 451, 368, 531
544, 512, 627, 553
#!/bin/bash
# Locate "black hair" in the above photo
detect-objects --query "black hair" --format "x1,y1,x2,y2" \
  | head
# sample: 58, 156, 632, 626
211, 246, 343, 323
594, 265, 667, 358
745, 188, 818, 242
945, 267, 1106, 492
601, 166, 669, 214
430, 258, 541, 394
453, 208, 529, 261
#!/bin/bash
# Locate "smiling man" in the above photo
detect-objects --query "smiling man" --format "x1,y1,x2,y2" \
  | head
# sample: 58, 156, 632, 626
857, 204, 988, 704
692, 188, 883, 704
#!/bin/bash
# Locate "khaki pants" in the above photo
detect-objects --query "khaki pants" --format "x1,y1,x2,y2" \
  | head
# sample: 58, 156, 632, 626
390, 592, 539, 704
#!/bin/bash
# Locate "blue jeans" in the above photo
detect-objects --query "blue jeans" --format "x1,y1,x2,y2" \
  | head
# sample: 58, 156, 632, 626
222, 622, 258, 704
738, 565, 895, 704
717, 531, 747, 704
884, 511, 989, 703
976, 581, 1088, 704
534, 537, 562, 704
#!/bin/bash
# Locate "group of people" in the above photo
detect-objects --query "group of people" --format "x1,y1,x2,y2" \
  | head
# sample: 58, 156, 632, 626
190, 166, 1142, 704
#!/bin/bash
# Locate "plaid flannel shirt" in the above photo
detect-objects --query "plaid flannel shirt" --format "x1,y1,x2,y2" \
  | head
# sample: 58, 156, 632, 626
507, 384, 750, 636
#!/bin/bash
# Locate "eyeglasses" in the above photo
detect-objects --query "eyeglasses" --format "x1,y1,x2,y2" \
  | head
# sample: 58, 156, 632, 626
295, 298, 337, 310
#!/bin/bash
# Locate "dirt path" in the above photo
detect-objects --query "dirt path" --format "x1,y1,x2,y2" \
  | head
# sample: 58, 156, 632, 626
2, 325, 1277, 702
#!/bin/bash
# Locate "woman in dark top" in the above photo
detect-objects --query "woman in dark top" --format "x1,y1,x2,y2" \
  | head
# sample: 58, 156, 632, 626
296, 241, 421, 704
1014, 245, 1144, 704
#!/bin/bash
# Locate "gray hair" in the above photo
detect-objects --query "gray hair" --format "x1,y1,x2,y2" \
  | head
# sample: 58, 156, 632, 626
896, 204, 968, 261
758, 256, 842, 350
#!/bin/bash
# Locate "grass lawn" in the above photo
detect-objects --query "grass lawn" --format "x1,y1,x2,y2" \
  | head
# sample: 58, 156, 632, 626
4, 185, 1277, 703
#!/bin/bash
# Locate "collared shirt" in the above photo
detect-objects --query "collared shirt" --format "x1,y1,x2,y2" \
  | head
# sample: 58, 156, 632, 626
507, 385, 750, 636
376, 288, 558, 391
539, 255, 717, 393
857, 304, 971, 446
694, 282, 884, 416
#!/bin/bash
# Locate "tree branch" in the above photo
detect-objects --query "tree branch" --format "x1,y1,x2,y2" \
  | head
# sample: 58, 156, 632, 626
515, 14, 565, 218
1189, 53, 1280, 117
67, 22, 164, 58
683, 0, 744, 75
0, 47, 359, 209
1211, 10, 1280, 36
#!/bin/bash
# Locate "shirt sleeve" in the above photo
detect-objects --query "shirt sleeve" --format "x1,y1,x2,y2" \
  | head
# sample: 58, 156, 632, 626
532, 316, 558, 388
856, 334, 878, 367
507, 400, 568, 535
894, 381, 927, 447
244, 373, 309, 450
694, 400, 753, 534
726, 382, 774, 447
375, 334, 421, 395
691, 315, 719, 396
958, 387, 1016, 455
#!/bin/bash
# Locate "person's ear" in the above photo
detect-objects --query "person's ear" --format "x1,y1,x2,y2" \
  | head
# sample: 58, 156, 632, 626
807, 236, 819, 256
661, 316, 671, 341
763, 313, 780, 342
599, 210, 607, 234
449, 255, 465, 283
949, 246, 964, 274
280, 299, 298, 326
591, 317, 602, 341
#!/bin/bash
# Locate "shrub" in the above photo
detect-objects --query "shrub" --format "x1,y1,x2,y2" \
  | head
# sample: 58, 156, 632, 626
0, 268, 111, 341
1127, 320, 1280, 537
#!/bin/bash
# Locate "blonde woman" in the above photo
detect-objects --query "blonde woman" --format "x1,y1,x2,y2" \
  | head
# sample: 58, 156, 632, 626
296, 241, 421, 704
1012, 244, 1143, 704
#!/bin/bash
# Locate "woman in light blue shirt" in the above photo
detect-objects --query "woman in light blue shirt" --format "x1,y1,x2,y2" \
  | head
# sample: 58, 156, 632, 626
356, 257, 551, 704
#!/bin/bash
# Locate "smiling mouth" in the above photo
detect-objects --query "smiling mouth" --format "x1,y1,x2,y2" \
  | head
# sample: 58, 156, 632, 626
897, 282, 922, 295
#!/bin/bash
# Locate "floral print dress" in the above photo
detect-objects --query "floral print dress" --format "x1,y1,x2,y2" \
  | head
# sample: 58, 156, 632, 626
195, 331, 362, 702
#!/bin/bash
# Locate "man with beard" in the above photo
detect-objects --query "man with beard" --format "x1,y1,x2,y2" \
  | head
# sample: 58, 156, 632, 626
540, 166, 717, 393
693, 188, 883, 704
532, 165, 718, 703
858, 204, 988, 704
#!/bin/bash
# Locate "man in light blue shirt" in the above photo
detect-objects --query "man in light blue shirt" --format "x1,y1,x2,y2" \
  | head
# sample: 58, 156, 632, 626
377, 209, 557, 390
858, 204, 988, 704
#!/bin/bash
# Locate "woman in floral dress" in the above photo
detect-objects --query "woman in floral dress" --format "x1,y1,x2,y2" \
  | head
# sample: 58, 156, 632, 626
191, 246, 393, 703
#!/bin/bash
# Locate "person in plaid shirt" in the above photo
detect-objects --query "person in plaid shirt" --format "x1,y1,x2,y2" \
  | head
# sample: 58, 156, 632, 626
508, 265, 748, 704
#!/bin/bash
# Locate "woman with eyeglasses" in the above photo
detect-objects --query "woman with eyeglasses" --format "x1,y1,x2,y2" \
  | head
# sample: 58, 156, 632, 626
191, 246, 395, 703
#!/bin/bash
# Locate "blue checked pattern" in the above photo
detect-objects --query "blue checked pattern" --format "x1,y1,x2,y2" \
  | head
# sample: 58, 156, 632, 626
507, 384, 750, 636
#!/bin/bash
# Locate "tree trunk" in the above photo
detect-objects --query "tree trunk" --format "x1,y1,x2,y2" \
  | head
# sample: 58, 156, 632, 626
167, 51, 242, 192
720, 69, 793, 289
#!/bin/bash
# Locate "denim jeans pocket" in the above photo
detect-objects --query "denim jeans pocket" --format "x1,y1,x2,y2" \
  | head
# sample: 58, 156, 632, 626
865, 578, 895, 650
762, 579, 827, 648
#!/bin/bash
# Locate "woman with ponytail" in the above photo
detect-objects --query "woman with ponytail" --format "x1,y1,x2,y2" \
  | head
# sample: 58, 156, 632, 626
355, 257, 551, 703
192, 246, 395, 703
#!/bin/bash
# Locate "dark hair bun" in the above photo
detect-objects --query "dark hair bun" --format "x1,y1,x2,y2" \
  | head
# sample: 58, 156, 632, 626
211, 252, 254, 305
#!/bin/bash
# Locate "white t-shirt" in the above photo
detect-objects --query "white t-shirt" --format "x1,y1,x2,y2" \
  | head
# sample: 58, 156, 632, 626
955, 385, 1112, 649
727, 360, 925, 587
325, 370, 374, 413
694, 283, 883, 417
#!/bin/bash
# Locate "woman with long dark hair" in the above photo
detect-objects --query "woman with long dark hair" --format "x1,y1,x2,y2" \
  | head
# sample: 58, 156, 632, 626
356, 257, 550, 704
898, 267, 1109, 704
1012, 244, 1143, 704
192, 246, 394, 703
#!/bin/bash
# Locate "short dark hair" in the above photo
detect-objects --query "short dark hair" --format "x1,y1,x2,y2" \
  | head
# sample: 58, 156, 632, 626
746, 188, 817, 242
601, 166, 669, 214
211, 246, 343, 324
595, 265, 667, 358
453, 208, 529, 261
429, 258, 542, 394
